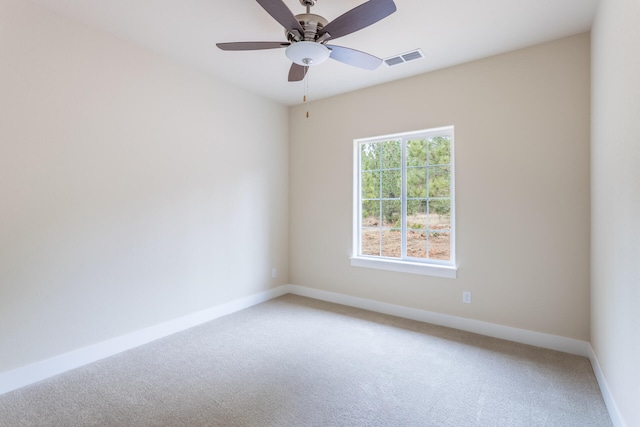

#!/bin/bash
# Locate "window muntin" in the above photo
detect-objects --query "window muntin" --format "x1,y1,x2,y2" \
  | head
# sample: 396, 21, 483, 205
354, 127, 455, 269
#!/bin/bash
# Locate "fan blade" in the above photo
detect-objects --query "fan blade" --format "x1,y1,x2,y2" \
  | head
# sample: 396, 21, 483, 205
217, 41, 290, 51
256, 0, 304, 34
288, 63, 308, 82
318, 0, 396, 41
327, 45, 382, 70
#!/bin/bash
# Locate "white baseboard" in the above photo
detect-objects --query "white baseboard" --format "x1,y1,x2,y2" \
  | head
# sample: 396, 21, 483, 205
0, 286, 289, 396
285, 284, 591, 357
588, 344, 627, 427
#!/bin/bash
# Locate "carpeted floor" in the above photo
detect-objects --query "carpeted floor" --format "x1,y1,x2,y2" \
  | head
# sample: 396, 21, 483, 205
0, 294, 612, 426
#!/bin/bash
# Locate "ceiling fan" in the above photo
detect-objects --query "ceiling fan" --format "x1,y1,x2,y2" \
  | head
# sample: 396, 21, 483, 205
217, 0, 397, 82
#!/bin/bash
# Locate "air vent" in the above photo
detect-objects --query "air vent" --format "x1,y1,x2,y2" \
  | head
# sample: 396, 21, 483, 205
384, 56, 405, 66
384, 49, 425, 67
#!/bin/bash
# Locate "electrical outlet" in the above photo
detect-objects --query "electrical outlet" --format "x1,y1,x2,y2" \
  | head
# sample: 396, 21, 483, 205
462, 291, 472, 304
271, 268, 277, 278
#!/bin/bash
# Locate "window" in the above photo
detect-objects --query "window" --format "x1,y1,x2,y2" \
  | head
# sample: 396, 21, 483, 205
351, 126, 456, 278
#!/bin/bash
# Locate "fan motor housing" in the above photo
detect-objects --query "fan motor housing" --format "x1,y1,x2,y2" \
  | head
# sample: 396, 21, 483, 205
287, 13, 328, 42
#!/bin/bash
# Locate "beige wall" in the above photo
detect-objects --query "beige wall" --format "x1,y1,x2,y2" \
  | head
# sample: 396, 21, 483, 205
290, 34, 591, 341
591, 0, 640, 424
0, 0, 289, 373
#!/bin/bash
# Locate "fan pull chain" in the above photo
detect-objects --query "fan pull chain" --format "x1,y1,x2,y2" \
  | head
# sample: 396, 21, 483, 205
304, 69, 309, 118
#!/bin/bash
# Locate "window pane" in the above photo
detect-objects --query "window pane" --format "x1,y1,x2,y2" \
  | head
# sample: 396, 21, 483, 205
407, 230, 427, 259
428, 136, 451, 165
361, 200, 380, 226
428, 167, 450, 197
381, 140, 401, 169
361, 171, 380, 199
428, 213, 450, 231
406, 200, 426, 230
406, 139, 427, 166
381, 228, 401, 258
428, 231, 450, 260
361, 143, 380, 170
381, 170, 401, 199
381, 200, 401, 227
407, 167, 427, 198
361, 228, 380, 256
428, 199, 451, 230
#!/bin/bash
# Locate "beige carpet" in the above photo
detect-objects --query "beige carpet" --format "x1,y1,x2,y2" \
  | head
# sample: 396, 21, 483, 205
0, 294, 612, 426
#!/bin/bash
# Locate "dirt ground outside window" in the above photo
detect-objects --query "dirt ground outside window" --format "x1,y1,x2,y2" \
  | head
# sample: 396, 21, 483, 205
361, 213, 450, 260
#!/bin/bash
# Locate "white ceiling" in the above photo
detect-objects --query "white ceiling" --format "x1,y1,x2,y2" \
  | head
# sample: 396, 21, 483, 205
30, 0, 598, 106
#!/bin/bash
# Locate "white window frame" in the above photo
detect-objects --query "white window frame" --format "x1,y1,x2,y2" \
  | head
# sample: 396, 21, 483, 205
351, 126, 457, 279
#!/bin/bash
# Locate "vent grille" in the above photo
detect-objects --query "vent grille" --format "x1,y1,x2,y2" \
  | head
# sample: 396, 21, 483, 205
384, 56, 405, 67
384, 49, 425, 67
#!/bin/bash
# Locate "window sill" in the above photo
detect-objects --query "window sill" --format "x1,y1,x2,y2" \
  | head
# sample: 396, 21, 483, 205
350, 257, 457, 279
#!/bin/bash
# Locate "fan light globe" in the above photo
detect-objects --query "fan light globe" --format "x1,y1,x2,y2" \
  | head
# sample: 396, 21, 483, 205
285, 41, 330, 66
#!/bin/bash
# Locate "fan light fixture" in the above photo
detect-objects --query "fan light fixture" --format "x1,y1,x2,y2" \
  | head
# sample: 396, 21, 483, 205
285, 41, 330, 66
